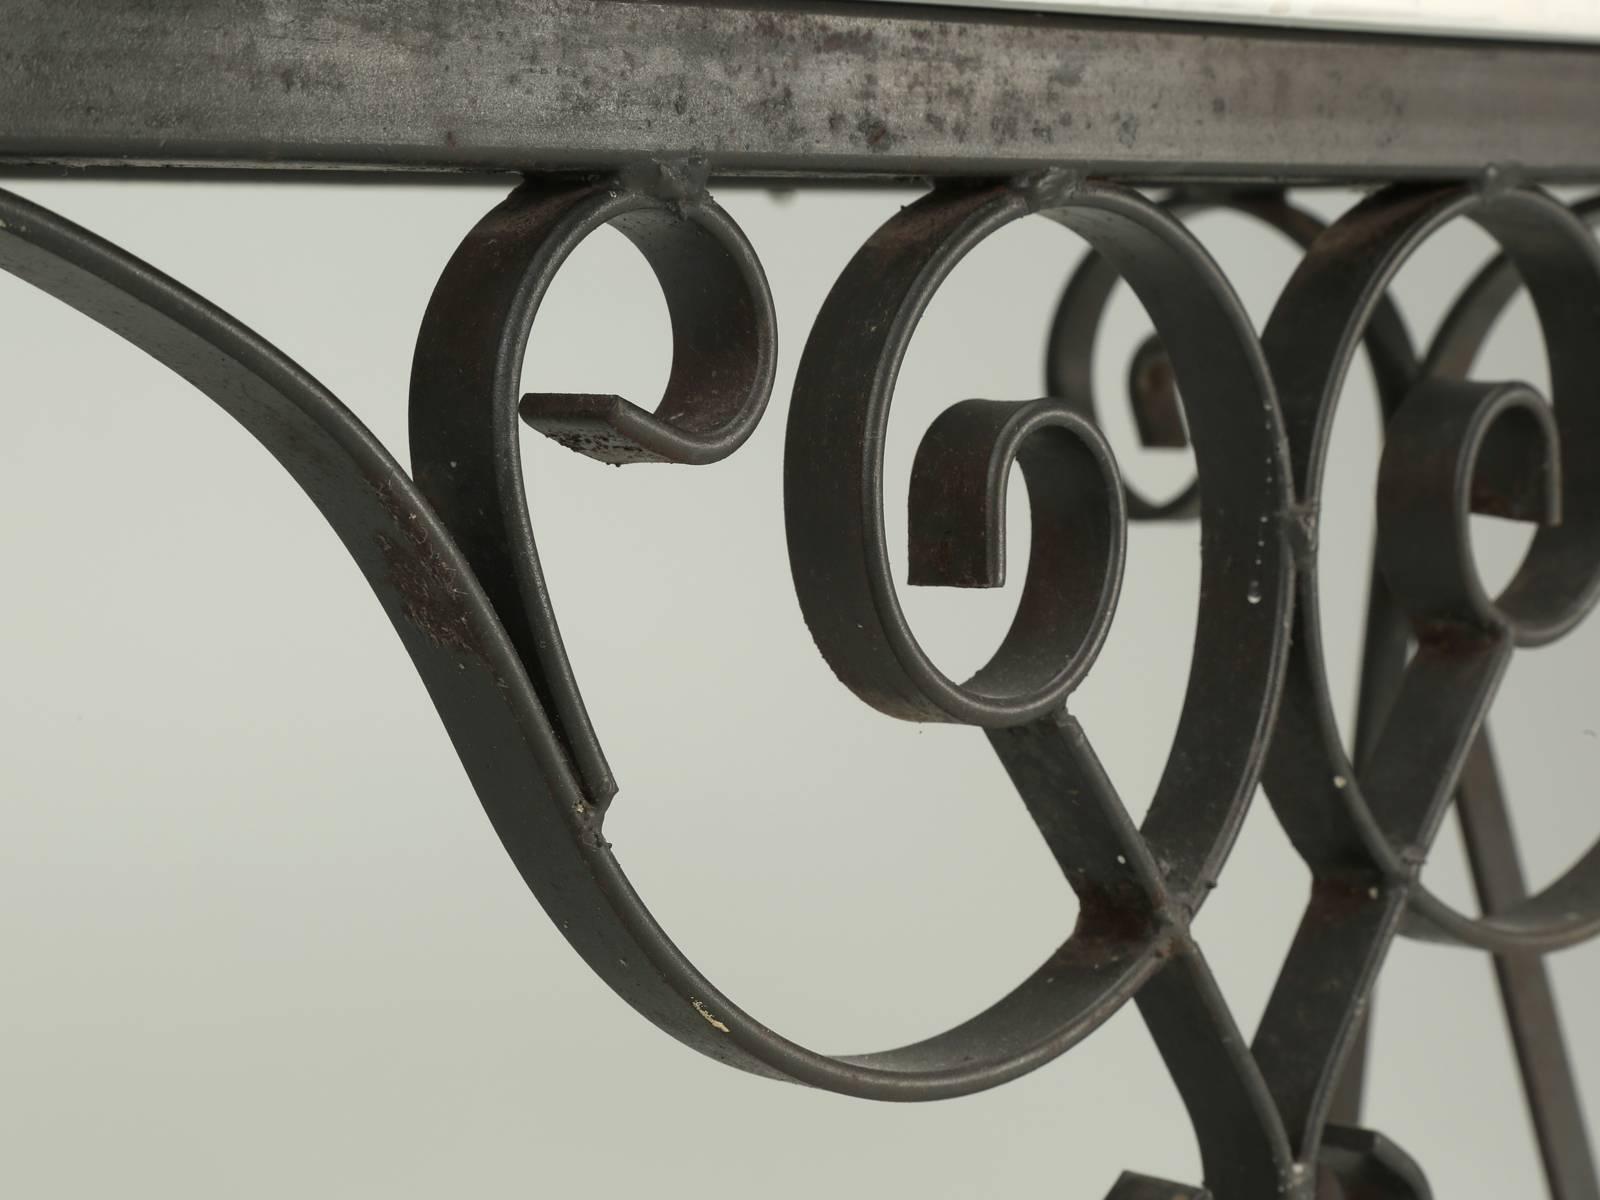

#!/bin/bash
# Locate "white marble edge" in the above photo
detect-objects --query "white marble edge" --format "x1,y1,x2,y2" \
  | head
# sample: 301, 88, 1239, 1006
873, 0, 1600, 44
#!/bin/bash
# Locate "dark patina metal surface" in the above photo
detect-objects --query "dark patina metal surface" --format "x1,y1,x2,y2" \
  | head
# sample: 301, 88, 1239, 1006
6, 168, 1597, 1198
5, 0, 1600, 183
1, 2, 1597, 1196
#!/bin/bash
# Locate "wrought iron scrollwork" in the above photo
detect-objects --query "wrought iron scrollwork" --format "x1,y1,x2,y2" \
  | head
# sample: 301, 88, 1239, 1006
783, 176, 1297, 1192
409, 165, 778, 807
2, 169, 1597, 1199
1252, 182, 1600, 1199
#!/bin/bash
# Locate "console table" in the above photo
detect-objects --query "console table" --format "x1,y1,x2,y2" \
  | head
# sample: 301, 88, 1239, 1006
3, 3, 1597, 1197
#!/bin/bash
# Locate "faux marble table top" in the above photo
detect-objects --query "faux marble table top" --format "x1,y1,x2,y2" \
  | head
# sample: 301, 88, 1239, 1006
885, 0, 1600, 42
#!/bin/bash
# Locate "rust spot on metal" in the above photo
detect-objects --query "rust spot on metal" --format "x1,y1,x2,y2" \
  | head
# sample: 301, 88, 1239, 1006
857, 114, 893, 150
371, 479, 486, 660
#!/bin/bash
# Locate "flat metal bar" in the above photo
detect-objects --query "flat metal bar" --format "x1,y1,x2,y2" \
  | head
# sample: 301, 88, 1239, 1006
1325, 420, 1413, 1142
1457, 734, 1600, 1200
4, 0, 1600, 183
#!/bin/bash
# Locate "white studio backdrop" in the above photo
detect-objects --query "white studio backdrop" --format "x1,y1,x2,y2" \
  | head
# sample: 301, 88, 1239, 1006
1, 177, 1595, 1198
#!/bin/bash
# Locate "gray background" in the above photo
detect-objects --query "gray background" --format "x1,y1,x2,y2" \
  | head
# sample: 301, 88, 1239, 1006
1, 177, 1595, 1197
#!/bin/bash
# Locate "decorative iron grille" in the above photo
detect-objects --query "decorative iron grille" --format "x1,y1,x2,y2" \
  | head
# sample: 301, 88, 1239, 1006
3, 3, 1598, 1196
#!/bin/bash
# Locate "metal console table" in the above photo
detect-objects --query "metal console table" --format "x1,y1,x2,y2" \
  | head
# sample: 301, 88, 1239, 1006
3, 2, 1598, 1196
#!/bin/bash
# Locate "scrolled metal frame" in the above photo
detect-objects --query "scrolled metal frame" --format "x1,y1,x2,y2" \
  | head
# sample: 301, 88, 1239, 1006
5, 136, 1600, 1200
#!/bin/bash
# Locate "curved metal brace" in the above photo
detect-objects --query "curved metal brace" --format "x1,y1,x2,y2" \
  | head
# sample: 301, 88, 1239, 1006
1252, 182, 1600, 1191
0, 183, 980, 1102
1319, 1126, 1433, 1200
0, 181, 1215, 1107
7, 173, 1596, 1200
905, 397, 1126, 713
786, 174, 1300, 1195
411, 173, 779, 808
1045, 188, 1418, 522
